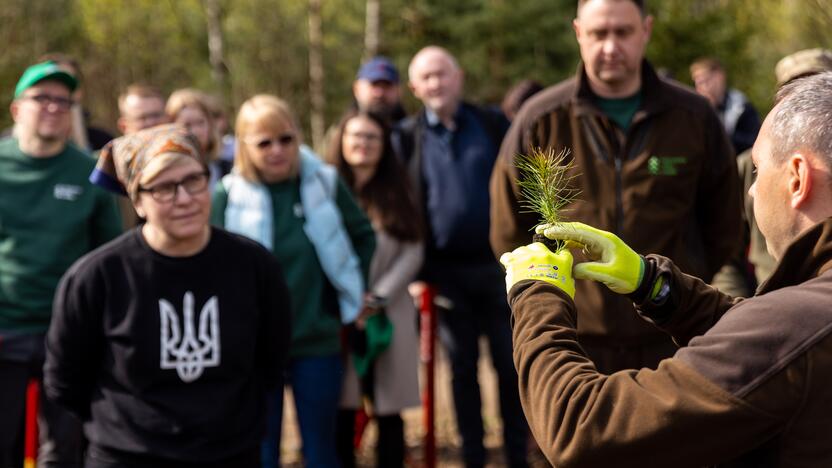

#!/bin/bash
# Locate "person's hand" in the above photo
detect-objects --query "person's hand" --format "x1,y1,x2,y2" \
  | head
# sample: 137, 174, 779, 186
536, 222, 644, 295
356, 293, 386, 329
500, 242, 575, 299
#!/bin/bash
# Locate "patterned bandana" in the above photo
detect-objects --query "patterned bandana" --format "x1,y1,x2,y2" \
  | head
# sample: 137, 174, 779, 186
92, 124, 204, 199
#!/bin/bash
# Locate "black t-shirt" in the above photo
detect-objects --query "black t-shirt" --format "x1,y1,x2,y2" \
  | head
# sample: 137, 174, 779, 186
44, 227, 291, 462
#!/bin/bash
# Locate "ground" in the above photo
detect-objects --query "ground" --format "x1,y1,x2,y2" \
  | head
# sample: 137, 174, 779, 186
279, 338, 551, 467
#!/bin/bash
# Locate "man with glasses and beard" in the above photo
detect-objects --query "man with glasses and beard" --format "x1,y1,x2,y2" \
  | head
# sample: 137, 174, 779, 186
0, 61, 122, 468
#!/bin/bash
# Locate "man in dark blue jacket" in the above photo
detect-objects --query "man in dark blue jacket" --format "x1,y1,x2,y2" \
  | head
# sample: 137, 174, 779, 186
396, 45, 528, 468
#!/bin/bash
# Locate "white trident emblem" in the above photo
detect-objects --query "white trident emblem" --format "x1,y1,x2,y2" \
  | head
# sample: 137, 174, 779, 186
160, 292, 220, 383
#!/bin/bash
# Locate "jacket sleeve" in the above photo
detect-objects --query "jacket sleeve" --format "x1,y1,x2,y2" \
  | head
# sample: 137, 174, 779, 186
635, 255, 743, 346
258, 252, 292, 390
732, 103, 761, 155
510, 280, 787, 468
90, 187, 124, 247
43, 263, 105, 420
371, 240, 423, 300
210, 181, 229, 228
489, 114, 541, 258
334, 177, 376, 283
697, 109, 743, 279
708, 153, 754, 298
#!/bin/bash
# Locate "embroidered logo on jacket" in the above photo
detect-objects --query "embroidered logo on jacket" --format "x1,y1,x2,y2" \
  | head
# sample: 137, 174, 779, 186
53, 184, 82, 201
160, 292, 220, 383
647, 156, 686, 176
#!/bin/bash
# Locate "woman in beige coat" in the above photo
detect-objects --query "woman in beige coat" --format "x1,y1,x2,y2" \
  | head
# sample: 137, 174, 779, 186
328, 110, 423, 467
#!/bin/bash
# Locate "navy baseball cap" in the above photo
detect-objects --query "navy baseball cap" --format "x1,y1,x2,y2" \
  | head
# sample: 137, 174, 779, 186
356, 57, 399, 83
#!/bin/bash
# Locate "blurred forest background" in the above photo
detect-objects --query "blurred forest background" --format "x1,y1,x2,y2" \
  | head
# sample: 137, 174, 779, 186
1, 0, 830, 148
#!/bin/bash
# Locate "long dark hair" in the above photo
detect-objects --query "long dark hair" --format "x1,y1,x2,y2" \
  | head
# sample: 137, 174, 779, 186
327, 110, 422, 242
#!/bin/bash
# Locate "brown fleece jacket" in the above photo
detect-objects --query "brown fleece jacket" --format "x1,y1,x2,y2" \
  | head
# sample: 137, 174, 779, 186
510, 218, 832, 468
493, 61, 742, 350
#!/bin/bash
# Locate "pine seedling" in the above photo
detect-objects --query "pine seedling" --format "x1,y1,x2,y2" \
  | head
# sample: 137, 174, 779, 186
515, 147, 579, 252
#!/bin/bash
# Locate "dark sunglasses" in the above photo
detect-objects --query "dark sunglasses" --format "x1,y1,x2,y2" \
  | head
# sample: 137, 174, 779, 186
249, 134, 296, 149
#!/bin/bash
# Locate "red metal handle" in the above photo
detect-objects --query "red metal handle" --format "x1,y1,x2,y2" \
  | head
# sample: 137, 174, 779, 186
419, 285, 437, 468
24, 379, 39, 468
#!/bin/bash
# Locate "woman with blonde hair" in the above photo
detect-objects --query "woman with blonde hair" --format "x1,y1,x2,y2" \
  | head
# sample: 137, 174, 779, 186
45, 124, 292, 467
211, 94, 376, 468
166, 88, 231, 188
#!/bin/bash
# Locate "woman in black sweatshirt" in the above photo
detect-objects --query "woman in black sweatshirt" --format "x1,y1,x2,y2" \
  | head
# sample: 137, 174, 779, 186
44, 124, 291, 467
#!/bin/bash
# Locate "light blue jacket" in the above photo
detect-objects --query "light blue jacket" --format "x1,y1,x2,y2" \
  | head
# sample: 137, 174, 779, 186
222, 145, 364, 324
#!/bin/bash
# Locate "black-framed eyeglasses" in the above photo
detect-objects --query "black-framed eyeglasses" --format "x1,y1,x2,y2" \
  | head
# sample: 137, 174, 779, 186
137, 171, 209, 202
248, 134, 296, 150
21, 94, 74, 111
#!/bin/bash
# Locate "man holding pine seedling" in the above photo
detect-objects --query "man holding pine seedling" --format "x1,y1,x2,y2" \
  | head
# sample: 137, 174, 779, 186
501, 71, 832, 468
490, 0, 741, 374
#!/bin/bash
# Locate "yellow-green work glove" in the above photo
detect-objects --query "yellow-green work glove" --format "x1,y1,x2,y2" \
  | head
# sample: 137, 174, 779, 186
500, 242, 576, 299
537, 222, 644, 295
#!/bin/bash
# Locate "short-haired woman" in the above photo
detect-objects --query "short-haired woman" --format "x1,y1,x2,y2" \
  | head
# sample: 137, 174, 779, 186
45, 124, 292, 467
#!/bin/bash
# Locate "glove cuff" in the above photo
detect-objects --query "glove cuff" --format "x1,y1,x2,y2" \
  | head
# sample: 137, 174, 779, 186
626, 256, 656, 303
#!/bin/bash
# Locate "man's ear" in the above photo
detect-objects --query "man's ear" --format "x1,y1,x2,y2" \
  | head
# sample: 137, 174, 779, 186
572, 18, 581, 41
9, 101, 19, 122
643, 14, 654, 40
787, 153, 812, 209
117, 117, 127, 134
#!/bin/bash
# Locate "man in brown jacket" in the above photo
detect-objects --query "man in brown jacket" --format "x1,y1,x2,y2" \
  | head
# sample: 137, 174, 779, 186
490, 0, 741, 373
501, 72, 832, 467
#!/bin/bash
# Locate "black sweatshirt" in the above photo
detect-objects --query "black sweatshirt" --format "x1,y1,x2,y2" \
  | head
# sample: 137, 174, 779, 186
44, 227, 291, 462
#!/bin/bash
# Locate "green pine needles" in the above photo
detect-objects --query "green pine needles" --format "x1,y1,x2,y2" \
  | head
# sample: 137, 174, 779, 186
516, 147, 579, 250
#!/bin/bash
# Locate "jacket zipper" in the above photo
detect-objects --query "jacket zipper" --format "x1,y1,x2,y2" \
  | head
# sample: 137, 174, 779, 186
581, 114, 627, 235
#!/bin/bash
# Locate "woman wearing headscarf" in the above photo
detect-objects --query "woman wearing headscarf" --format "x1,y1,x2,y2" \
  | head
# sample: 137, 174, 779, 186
44, 124, 292, 467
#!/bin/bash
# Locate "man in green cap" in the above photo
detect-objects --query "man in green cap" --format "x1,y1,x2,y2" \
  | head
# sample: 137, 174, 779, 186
0, 61, 122, 467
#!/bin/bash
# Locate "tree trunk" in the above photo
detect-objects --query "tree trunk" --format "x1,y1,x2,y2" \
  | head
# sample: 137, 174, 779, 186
203, 0, 229, 103
364, 0, 380, 60
308, 0, 325, 149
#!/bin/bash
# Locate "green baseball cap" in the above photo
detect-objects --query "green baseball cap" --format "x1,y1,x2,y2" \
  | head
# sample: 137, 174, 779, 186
14, 61, 78, 99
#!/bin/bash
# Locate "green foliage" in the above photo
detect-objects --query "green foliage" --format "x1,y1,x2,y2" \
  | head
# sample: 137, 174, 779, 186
516, 147, 579, 229
0, 0, 830, 136
0, 0, 85, 116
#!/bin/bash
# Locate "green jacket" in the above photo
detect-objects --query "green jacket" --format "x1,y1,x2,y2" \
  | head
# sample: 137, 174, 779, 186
0, 138, 122, 333
212, 174, 375, 358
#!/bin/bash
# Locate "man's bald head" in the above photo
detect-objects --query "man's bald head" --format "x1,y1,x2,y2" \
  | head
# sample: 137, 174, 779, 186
577, 0, 646, 17
407, 46, 464, 123
408, 46, 460, 80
